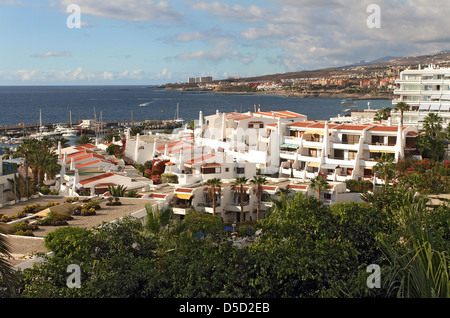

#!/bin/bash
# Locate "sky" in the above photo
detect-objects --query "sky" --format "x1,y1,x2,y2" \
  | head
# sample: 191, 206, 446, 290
0, 0, 449, 85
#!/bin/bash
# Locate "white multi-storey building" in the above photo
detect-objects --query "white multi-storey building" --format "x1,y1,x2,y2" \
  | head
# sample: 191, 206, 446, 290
392, 65, 450, 128
279, 120, 418, 183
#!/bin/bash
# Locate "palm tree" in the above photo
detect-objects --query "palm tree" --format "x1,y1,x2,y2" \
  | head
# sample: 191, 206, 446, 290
310, 174, 330, 201
422, 113, 443, 137
232, 177, 248, 223
0, 224, 17, 296
77, 133, 93, 145
16, 138, 39, 179
52, 136, 70, 149
108, 184, 128, 204
374, 107, 391, 123
28, 149, 60, 185
373, 153, 396, 191
16, 138, 39, 197
250, 176, 267, 221
394, 102, 410, 127
204, 178, 222, 216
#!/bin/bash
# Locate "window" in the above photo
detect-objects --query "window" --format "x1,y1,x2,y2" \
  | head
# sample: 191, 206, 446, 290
202, 167, 221, 174
342, 134, 360, 144
334, 149, 344, 160
323, 193, 332, 200
236, 167, 245, 174
225, 168, 230, 172
348, 150, 357, 160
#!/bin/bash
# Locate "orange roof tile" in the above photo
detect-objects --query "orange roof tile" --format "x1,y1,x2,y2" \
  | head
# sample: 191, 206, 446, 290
79, 172, 116, 186
368, 125, 407, 132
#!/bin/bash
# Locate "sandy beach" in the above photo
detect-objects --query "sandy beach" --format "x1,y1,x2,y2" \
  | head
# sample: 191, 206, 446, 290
1, 196, 156, 266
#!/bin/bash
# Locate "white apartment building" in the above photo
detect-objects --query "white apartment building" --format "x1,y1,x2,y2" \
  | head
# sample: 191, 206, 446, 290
393, 65, 450, 128
279, 120, 418, 183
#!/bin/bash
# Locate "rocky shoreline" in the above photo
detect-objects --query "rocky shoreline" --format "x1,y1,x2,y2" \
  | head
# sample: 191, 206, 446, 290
163, 86, 393, 101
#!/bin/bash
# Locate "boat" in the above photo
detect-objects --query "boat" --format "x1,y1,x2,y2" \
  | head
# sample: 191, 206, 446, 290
174, 103, 184, 123
341, 98, 358, 108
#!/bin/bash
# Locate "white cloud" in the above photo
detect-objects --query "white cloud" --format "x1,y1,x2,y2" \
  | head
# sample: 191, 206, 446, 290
31, 51, 71, 58
58, 0, 183, 22
0, 67, 161, 83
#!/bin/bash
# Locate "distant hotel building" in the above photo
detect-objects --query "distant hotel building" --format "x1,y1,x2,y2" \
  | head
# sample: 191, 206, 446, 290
393, 65, 450, 128
188, 76, 213, 84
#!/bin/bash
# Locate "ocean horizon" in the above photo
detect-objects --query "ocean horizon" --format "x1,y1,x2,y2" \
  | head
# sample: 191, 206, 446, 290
0, 85, 392, 128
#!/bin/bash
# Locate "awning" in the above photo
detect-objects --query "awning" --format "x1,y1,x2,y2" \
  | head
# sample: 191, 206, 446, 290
321, 163, 339, 170
304, 129, 323, 135
369, 150, 396, 154
281, 143, 299, 149
304, 145, 322, 149
175, 193, 192, 200
307, 162, 320, 168
429, 104, 441, 111
418, 104, 430, 111
440, 104, 450, 111
440, 94, 450, 101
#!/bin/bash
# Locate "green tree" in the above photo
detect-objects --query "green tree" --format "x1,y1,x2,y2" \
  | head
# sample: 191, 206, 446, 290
108, 184, 128, 204
310, 174, 330, 200
28, 149, 60, 185
250, 176, 267, 221
16, 138, 40, 196
232, 176, 248, 223
52, 136, 70, 149
204, 178, 222, 216
374, 107, 391, 123
373, 153, 396, 191
393, 101, 410, 127
77, 133, 93, 145
422, 113, 443, 137
0, 224, 17, 297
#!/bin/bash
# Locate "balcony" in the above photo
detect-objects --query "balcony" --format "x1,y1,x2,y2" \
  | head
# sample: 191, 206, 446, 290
283, 136, 302, 145
173, 207, 190, 215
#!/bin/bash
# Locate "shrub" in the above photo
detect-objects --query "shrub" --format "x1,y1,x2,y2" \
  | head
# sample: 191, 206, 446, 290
81, 207, 96, 216
345, 180, 373, 193
38, 211, 73, 226
22, 204, 40, 214
161, 173, 178, 184
9, 222, 37, 236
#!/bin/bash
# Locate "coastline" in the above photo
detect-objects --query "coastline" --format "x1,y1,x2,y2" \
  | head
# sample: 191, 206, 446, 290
164, 87, 393, 101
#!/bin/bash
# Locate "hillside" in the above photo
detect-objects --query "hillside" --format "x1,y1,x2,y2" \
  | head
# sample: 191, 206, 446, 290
219, 50, 450, 83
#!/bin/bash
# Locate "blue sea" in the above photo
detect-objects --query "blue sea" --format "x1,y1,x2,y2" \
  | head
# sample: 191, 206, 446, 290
0, 85, 392, 127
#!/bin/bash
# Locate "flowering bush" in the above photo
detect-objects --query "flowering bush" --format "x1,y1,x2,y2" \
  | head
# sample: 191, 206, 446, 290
395, 158, 450, 194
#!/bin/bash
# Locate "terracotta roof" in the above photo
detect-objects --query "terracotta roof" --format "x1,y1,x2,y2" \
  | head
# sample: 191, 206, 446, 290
77, 144, 97, 149
288, 121, 316, 128
201, 163, 221, 167
175, 188, 194, 193
94, 183, 117, 188
334, 124, 372, 131
287, 184, 308, 190
150, 193, 167, 199
185, 153, 216, 166
254, 110, 306, 118
234, 116, 254, 122
262, 185, 277, 191
368, 125, 407, 132
79, 172, 116, 186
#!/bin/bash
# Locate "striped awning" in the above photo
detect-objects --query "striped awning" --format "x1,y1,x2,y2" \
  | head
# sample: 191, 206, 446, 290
369, 150, 396, 154
281, 143, 300, 149
304, 145, 322, 149
304, 129, 323, 135
175, 193, 192, 200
